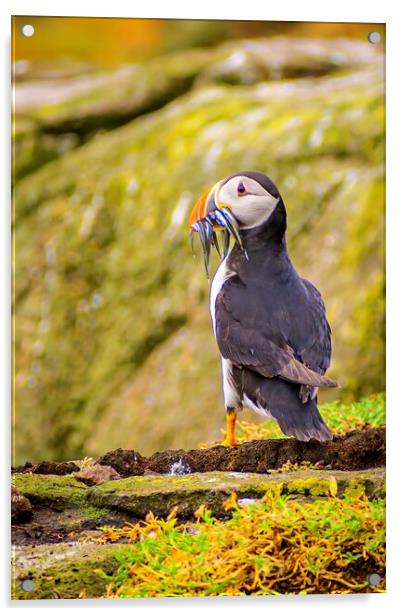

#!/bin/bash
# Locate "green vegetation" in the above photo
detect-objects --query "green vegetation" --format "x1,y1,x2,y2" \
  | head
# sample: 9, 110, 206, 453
98, 490, 385, 597
11, 395, 385, 599
321, 392, 385, 434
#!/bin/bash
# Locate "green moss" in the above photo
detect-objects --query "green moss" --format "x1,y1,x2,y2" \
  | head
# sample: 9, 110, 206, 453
86, 468, 385, 518
287, 477, 334, 497
12, 543, 119, 600
11, 467, 385, 599
13, 473, 108, 519
14, 473, 87, 506
99, 492, 385, 597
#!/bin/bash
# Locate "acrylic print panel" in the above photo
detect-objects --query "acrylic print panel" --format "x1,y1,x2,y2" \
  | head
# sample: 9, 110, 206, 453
12, 16, 385, 600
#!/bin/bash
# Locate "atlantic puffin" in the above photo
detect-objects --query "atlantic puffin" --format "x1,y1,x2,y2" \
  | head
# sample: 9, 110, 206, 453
189, 171, 337, 446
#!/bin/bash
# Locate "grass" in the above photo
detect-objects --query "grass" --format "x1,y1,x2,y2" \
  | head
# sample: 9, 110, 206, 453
97, 488, 385, 597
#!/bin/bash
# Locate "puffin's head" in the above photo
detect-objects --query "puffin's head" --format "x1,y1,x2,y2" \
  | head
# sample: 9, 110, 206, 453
188, 171, 284, 274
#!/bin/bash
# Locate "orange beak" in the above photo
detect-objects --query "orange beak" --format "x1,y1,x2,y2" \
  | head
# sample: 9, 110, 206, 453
188, 181, 245, 276
188, 189, 210, 230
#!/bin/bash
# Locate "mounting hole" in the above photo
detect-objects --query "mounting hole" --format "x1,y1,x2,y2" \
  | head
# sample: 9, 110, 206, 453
367, 573, 381, 585
21, 578, 35, 591
21, 24, 35, 38
368, 31, 381, 44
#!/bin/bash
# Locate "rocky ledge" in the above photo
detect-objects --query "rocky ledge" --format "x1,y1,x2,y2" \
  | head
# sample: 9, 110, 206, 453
11, 429, 385, 599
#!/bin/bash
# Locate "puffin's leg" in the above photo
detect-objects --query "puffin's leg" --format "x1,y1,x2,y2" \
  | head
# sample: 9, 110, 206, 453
220, 359, 241, 446
222, 408, 239, 446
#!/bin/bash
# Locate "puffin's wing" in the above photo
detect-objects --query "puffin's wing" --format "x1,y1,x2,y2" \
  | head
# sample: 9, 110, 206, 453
215, 281, 336, 389
295, 279, 332, 375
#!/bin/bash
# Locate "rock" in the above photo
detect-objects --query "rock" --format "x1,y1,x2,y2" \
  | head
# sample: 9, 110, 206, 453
73, 463, 121, 485
14, 37, 384, 464
86, 467, 385, 519
14, 37, 379, 180
11, 473, 119, 545
13, 465, 385, 528
12, 542, 119, 600
14, 473, 92, 509
11, 465, 385, 599
11, 485, 33, 523
96, 449, 146, 477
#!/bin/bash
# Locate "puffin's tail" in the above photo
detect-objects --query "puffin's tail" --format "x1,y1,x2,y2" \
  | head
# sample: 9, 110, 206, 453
238, 368, 332, 442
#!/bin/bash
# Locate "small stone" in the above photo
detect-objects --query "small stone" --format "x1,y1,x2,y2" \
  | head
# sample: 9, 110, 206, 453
73, 464, 121, 486
11, 485, 33, 523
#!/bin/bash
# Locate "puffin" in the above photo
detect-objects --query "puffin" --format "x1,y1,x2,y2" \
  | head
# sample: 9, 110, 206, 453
188, 171, 337, 446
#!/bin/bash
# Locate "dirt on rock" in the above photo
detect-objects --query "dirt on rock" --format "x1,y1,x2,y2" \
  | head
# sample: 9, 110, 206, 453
12, 428, 385, 479
11, 428, 385, 549
96, 449, 147, 476
96, 427, 386, 476
13, 461, 80, 475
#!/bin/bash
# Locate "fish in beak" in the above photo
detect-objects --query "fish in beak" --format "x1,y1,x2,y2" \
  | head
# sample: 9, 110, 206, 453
188, 182, 245, 277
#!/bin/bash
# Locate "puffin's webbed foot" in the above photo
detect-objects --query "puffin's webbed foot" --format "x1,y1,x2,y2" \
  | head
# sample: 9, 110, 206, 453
221, 409, 239, 447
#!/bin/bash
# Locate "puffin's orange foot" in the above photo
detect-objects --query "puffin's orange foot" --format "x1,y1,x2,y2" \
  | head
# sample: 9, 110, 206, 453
222, 409, 238, 447
221, 436, 239, 447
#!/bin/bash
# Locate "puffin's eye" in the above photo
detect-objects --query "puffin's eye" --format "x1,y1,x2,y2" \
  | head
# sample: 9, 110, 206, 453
237, 181, 246, 195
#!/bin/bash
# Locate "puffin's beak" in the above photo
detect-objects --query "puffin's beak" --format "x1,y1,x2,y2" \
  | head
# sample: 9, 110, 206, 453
188, 183, 220, 231
188, 183, 244, 277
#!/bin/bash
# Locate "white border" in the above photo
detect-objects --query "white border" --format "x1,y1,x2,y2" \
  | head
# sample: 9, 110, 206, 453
0, 0, 392, 21
2, 1, 401, 614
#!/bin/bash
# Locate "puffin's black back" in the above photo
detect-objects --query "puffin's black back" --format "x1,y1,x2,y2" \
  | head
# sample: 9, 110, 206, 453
214, 171, 334, 441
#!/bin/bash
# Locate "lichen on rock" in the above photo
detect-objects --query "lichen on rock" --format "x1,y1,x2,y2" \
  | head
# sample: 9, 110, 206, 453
12, 542, 120, 600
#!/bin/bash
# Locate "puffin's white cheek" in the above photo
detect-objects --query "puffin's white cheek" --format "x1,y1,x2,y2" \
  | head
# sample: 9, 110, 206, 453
234, 196, 279, 229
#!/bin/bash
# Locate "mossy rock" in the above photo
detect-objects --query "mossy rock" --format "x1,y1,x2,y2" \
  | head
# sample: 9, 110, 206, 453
17, 37, 378, 131
13, 473, 108, 523
13, 473, 86, 507
14, 37, 384, 463
12, 542, 119, 600
13, 468, 385, 526
11, 466, 385, 600
14, 37, 380, 181
86, 468, 385, 518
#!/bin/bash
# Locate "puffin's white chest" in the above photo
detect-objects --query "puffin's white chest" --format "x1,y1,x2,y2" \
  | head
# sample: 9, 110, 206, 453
209, 258, 240, 410
209, 257, 234, 335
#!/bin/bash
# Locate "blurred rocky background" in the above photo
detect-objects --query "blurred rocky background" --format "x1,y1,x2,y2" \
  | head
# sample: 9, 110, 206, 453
13, 17, 385, 464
